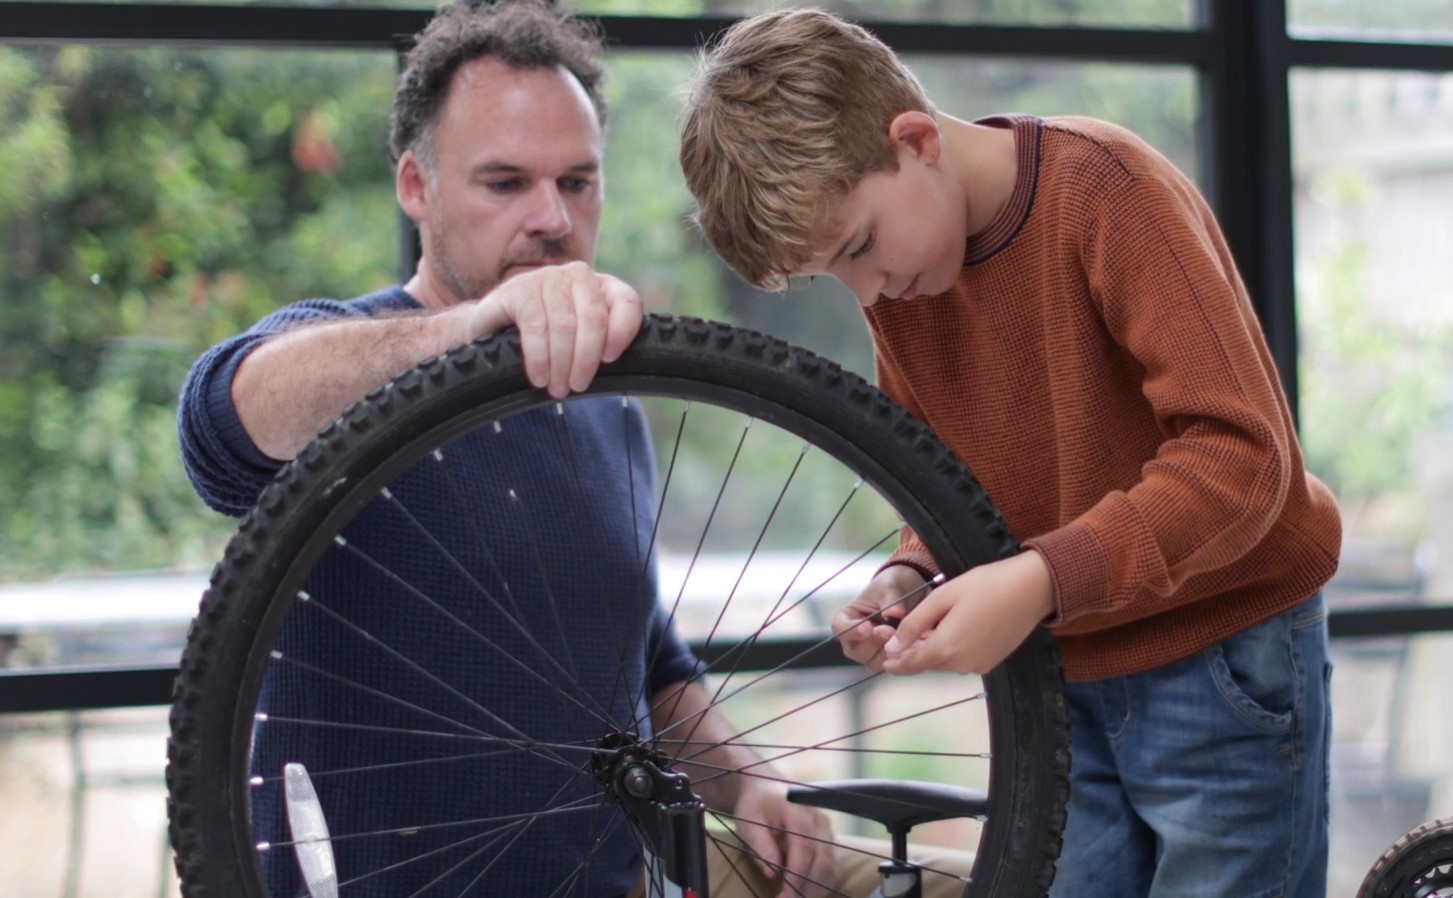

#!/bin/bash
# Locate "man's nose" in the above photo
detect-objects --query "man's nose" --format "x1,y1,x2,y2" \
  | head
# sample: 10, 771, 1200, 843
525, 183, 572, 240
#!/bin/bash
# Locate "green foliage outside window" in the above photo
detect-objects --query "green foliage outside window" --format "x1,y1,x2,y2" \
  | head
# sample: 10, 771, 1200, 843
0, 31, 1200, 581
0, 45, 397, 579
1297, 169, 1453, 523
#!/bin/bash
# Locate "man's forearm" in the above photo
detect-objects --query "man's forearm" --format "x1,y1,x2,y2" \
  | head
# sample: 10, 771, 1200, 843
233, 303, 484, 461
651, 680, 763, 813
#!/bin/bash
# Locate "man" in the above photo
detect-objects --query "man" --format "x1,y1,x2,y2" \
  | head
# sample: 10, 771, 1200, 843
177, 2, 847, 895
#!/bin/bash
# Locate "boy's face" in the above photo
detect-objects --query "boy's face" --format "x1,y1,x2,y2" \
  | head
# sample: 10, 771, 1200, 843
798, 139, 969, 308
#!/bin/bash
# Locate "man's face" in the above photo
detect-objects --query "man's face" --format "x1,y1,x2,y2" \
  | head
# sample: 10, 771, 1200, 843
799, 151, 968, 309
406, 56, 604, 305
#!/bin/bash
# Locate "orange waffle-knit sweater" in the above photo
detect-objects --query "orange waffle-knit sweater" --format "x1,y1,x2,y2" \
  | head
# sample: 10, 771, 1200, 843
865, 114, 1342, 683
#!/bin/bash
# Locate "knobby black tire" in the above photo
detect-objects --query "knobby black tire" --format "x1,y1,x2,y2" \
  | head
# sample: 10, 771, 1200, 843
1357, 817, 1453, 898
166, 314, 1069, 898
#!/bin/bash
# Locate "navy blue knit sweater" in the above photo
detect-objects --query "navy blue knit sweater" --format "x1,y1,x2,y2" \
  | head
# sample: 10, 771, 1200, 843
177, 287, 701, 896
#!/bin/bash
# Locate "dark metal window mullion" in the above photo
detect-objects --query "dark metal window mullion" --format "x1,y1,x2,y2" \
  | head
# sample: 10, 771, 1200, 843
1199, 0, 1300, 422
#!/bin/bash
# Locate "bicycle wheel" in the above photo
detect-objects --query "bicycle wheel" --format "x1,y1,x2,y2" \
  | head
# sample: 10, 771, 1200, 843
167, 314, 1068, 898
1357, 817, 1453, 898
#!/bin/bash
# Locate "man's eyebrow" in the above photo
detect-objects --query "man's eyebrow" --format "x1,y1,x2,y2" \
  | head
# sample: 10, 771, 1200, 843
473, 161, 526, 175
471, 160, 601, 176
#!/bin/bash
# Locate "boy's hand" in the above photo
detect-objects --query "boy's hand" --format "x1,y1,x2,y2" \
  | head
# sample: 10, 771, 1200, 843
830, 564, 930, 672
882, 551, 1055, 676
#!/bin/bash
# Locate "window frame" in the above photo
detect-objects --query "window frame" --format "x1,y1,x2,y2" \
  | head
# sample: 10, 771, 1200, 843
1, 0, 1451, 712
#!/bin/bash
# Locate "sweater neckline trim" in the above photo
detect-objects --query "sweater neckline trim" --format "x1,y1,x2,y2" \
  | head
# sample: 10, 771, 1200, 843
964, 114, 1042, 267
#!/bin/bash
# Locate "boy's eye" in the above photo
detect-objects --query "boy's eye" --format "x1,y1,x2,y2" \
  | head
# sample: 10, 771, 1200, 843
849, 232, 875, 261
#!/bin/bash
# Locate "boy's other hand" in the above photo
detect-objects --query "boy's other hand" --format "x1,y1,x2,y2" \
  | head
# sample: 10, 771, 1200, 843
466, 261, 643, 399
831, 564, 929, 671
882, 550, 1055, 676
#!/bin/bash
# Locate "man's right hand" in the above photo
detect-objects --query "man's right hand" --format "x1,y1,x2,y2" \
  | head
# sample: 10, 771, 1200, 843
234, 262, 644, 462
830, 564, 929, 671
462, 261, 643, 399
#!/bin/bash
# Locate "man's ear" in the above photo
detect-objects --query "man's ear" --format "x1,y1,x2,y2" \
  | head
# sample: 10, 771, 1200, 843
887, 111, 942, 165
396, 151, 429, 225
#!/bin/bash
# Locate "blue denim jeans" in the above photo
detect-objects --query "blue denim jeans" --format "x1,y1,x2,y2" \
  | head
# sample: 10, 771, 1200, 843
1049, 594, 1331, 898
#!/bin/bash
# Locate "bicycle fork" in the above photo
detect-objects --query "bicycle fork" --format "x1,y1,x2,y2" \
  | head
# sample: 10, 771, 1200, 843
593, 733, 711, 898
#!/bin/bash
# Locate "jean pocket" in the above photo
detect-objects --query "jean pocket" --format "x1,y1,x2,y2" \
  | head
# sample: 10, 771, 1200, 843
1204, 618, 1296, 734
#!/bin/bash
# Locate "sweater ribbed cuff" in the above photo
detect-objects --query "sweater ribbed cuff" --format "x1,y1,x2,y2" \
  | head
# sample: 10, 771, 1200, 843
206, 343, 283, 470
875, 551, 938, 584
1022, 523, 1109, 627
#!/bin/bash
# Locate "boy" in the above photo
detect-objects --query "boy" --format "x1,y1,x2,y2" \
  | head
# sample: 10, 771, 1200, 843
679, 9, 1342, 898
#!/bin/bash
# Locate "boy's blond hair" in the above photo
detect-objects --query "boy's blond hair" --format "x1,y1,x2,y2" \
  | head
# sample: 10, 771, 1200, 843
679, 9, 934, 291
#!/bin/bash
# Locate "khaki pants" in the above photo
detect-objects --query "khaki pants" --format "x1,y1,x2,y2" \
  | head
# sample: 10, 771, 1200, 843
627, 831, 971, 898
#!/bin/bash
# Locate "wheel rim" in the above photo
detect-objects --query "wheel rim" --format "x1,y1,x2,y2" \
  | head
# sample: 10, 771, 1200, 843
168, 318, 1068, 898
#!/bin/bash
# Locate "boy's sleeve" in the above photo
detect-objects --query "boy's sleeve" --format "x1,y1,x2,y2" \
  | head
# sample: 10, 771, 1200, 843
1024, 166, 1298, 625
176, 299, 363, 518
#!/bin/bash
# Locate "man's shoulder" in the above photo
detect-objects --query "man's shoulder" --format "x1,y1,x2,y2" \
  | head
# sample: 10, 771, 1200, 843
346, 285, 420, 314
314, 285, 418, 317
261, 286, 417, 328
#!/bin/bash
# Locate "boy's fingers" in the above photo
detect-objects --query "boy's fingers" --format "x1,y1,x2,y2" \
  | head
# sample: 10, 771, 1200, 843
884, 589, 948, 654
883, 637, 940, 675
838, 627, 888, 671
829, 603, 874, 637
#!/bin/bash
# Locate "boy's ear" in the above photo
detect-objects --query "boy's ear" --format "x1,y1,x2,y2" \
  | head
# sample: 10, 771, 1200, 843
396, 151, 429, 225
887, 111, 942, 165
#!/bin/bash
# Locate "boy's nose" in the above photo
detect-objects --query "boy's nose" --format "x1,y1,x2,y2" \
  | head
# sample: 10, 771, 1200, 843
848, 272, 885, 307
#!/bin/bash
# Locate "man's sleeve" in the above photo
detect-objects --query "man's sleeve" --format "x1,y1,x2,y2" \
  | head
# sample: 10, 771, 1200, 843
645, 602, 706, 695
176, 299, 360, 517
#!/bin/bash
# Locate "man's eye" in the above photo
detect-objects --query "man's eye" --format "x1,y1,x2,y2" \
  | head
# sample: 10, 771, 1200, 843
850, 233, 875, 261
561, 177, 594, 193
486, 179, 524, 192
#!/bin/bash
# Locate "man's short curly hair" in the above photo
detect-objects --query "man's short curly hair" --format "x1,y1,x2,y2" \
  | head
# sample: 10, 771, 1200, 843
679, 8, 933, 291
389, 0, 607, 171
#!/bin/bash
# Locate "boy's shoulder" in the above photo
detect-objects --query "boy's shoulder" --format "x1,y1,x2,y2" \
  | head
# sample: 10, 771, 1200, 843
1039, 114, 1136, 142
1035, 114, 1172, 178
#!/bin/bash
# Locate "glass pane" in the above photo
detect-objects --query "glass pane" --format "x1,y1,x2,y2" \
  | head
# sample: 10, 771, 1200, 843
0, 0, 1193, 26
1327, 632, 1453, 895
1291, 68, 1453, 591
1289, 0, 1453, 43
0, 0, 435, 6
911, 55, 1201, 177
0, 707, 178, 897
0, 45, 397, 668
578, 0, 1194, 29
600, 50, 1200, 381
1293, 67, 1453, 891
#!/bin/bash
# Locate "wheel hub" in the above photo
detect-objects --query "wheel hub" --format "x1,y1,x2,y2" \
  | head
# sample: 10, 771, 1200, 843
591, 732, 709, 896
